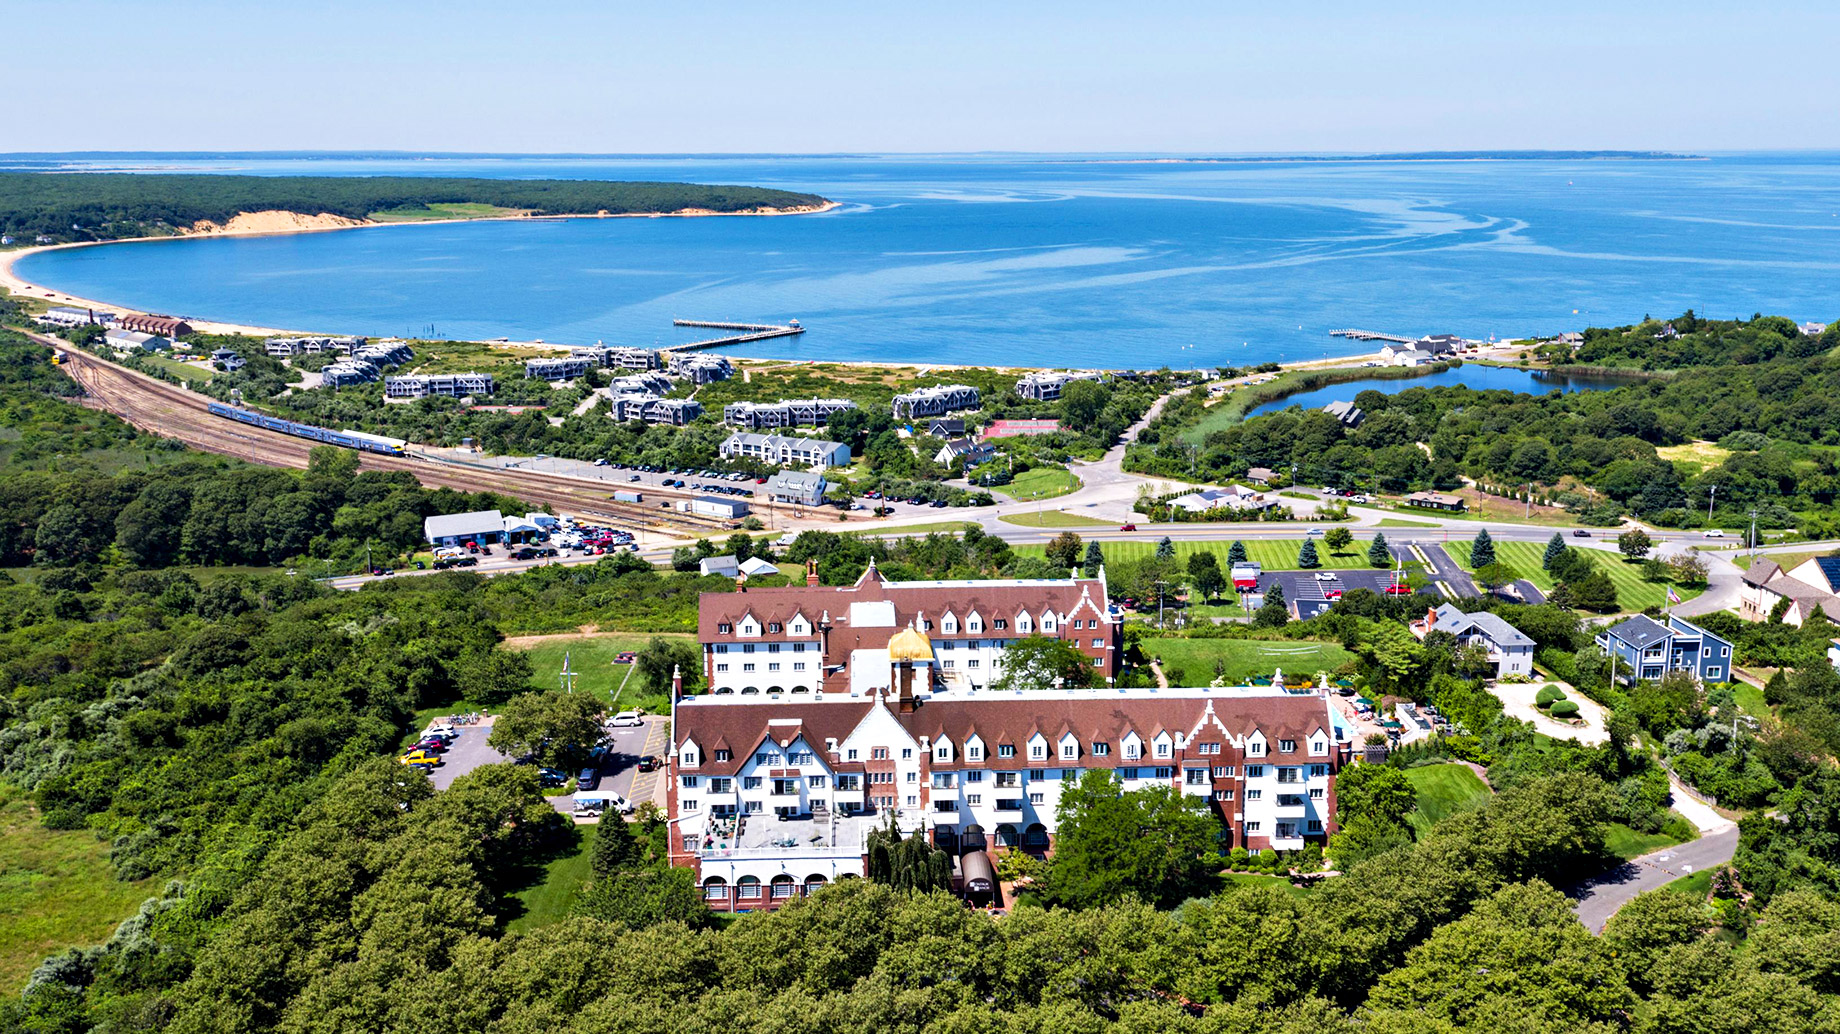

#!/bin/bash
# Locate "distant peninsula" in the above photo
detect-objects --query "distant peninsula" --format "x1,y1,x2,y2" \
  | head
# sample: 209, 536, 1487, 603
1068, 150, 1701, 164
0, 173, 834, 244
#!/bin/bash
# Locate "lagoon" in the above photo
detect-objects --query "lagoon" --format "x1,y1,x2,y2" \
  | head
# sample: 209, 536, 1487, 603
1246, 364, 1637, 419
13, 152, 1840, 369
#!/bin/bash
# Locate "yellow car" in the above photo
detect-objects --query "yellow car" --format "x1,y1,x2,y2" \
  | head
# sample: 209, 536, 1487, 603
399, 751, 441, 766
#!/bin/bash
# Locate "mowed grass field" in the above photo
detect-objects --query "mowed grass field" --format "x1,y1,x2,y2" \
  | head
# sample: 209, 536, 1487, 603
1005, 466, 1081, 500
1139, 637, 1356, 685
1445, 540, 1700, 612
0, 792, 157, 993
1404, 763, 1491, 839
511, 633, 695, 713
1018, 537, 1387, 573
999, 511, 1115, 528
501, 825, 596, 933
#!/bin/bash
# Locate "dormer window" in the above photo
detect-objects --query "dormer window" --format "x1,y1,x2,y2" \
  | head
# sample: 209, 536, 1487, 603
714, 749, 731, 762
1030, 744, 1046, 760
1090, 742, 1110, 756
1279, 739, 1296, 753
998, 744, 1016, 758
993, 619, 1007, 630
1061, 743, 1078, 759
718, 623, 733, 634
968, 745, 983, 761
1249, 741, 1266, 756
768, 622, 782, 633
1124, 742, 1141, 759
1155, 742, 1171, 758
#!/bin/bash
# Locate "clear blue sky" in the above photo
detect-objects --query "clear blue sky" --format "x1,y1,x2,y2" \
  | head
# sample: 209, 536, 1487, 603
15, 0, 1839, 152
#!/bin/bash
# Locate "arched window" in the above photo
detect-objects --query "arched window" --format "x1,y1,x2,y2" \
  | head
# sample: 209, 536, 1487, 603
713, 686, 734, 694
961, 823, 987, 851
995, 823, 1019, 847
767, 686, 784, 694
770, 875, 797, 899
740, 686, 760, 695
804, 874, 828, 895
790, 685, 810, 693
702, 876, 728, 901
737, 876, 762, 900
1024, 823, 1050, 848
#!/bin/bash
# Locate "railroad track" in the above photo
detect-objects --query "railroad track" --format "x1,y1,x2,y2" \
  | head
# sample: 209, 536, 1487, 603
40, 337, 743, 533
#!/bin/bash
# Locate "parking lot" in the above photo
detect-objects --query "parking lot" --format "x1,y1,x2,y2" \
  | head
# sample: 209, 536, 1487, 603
420, 714, 670, 818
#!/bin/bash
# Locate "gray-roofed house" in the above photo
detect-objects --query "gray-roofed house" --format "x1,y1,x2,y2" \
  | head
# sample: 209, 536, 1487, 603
766, 470, 828, 506
1741, 555, 1840, 627
1322, 400, 1364, 428
423, 510, 507, 547
1594, 614, 1732, 685
1245, 466, 1278, 486
1413, 604, 1534, 679
933, 438, 997, 466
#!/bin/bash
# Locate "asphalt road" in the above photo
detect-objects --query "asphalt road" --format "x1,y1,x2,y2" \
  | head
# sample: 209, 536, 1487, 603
1571, 828, 1740, 932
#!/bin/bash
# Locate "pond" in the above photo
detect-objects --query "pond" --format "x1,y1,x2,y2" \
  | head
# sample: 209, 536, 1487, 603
1246, 365, 1638, 419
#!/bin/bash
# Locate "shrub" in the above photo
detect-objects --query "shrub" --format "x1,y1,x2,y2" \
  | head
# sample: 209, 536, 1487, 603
1535, 685, 1564, 708
1549, 700, 1580, 718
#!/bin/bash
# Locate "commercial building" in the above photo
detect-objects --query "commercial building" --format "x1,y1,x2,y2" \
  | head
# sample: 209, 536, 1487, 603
423, 510, 509, 547
766, 471, 828, 506
104, 329, 169, 352
983, 418, 1061, 439
1410, 604, 1534, 679
385, 372, 495, 399
1594, 614, 1732, 685
610, 395, 703, 425
1166, 486, 1276, 514
1404, 491, 1466, 511
698, 561, 1123, 696
669, 353, 734, 384
892, 384, 980, 420
1245, 467, 1278, 485
113, 314, 193, 337
39, 305, 114, 328
684, 496, 750, 520
668, 677, 1348, 910
1014, 369, 1103, 402
720, 432, 851, 468
722, 398, 858, 430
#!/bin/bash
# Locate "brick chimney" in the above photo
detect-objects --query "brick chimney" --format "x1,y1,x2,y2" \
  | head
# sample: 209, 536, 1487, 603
671, 663, 683, 701
806, 559, 820, 586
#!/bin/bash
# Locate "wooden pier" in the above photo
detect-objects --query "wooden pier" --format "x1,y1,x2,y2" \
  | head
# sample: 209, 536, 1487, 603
1329, 329, 1414, 344
664, 319, 806, 352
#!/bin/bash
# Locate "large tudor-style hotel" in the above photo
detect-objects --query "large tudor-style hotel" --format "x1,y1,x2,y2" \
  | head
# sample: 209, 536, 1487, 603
668, 564, 1353, 911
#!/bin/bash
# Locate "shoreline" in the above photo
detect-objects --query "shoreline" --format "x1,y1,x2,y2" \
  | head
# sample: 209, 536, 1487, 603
0, 200, 844, 337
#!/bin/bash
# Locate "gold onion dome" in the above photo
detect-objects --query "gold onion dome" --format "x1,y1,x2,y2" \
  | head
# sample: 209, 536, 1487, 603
887, 624, 934, 662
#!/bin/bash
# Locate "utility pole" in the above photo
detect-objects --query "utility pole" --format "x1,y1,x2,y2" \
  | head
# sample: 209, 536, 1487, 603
1707, 485, 1718, 526
1749, 508, 1759, 559
1521, 483, 1532, 520
366, 543, 372, 575
1155, 578, 1167, 629
560, 650, 576, 693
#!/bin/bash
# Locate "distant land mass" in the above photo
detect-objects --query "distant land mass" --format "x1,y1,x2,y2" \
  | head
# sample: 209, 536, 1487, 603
0, 173, 833, 243
1066, 150, 1702, 163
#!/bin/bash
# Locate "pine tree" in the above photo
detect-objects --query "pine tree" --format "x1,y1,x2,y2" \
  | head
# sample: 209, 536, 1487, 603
590, 815, 642, 879
1156, 536, 1176, 560
1471, 528, 1496, 569
1255, 583, 1289, 627
1228, 540, 1248, 564
1082, 541, 1105, 578
1297, 539, 1321, 569
1368, 532, 1391, 568
1543, 531, 1566, 572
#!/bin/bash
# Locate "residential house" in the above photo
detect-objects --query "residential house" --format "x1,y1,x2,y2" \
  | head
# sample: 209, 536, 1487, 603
1595, 614, 1732, 685
926, 418, 966, 437
209, 348, 245, 372
526, 356, 593, 381
1411, 604, 1534, 679
934, 438, 997, 467
1739, 556, 1840, 626
1322, 400, 1364, 427
1245, 467, 1278, 486
1800, 321, 1829, 338
1167, 486, 1276, 514
611, 395, 703, 425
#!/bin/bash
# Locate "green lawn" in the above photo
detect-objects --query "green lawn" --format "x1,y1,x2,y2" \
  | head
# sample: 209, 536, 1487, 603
1404, 764, 1491, 839
1019, 537, 1393, 573
1661, 868, 1714, 899
1736, 550, 1820, 573
1138, 637, 1355, 686
1005, 466, 1081, 500
0, 792, 157, 993
1732, 680, 1771, 720
1376, 518, 1437, 528
1445, 540, 1700, 612
500, 825, 596, 933
512, 633, 694, 714
869, 520, 987, 537
1605, 821, 1696, 861
999, 511, 1115, 528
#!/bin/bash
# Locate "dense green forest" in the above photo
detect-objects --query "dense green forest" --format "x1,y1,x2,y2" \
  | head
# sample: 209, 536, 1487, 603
1131, 314, 1840, 532
0, 174, 830, 241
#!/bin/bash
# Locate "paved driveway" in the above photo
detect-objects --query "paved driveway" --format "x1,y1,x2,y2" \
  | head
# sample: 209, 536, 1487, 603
1571, 829, 1739, 932
428, 717, 514, 791
561, 715, 669, 819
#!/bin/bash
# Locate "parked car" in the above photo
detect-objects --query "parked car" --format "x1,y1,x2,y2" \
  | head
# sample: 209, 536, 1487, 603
1325, 589, 1344, 600
1314, 572, 1338, 581
538, 768, 567, 788
636, 755, 660, 773
1384, 583, 1413, 595
577, 767, 600, 791
613, 651, 637, 664
609, 710, 644, 728
1119, 523, 1137, 531
1704, 529, 1727, 538
400, 751, 441, 766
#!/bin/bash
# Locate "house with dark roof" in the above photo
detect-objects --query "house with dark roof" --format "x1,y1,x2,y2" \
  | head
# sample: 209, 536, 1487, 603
1322, 400, 1364, 427
1740, 555, 1840, 627
1411, 604, 1534, 679
1594, 614, 1732, 685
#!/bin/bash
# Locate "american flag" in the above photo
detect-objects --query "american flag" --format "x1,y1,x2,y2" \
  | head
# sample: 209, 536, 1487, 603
1666, 586, 1681, 605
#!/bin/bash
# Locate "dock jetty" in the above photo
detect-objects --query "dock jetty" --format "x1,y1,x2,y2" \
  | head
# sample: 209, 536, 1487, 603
1329, 329, 1414, 344
665, 319, 806, 353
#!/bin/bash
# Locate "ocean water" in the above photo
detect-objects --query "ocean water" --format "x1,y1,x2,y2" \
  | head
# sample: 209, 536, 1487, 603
14, 153, 1840, 369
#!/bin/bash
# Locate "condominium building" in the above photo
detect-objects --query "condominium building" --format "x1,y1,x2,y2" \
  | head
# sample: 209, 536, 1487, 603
610, 394, 703, 425
669, 353, 734, 384
720, 432, 852, 468
1014, 370, 1103, 402
385, 372, 496, 399
892, 384, 981, 419
526, 356, 594, 381
723, 398, 859, 430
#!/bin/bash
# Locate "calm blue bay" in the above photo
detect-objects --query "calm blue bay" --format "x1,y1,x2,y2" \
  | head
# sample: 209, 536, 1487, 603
1245, 365, 1639, 418
13, 153, 1840, 369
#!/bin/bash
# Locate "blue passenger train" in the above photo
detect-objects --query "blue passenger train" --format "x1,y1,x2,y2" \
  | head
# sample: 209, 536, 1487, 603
206, 402, 407, 456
